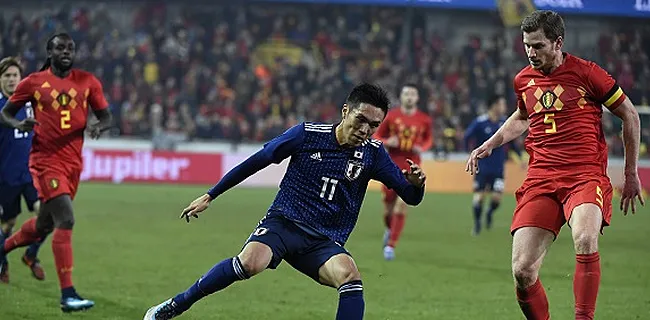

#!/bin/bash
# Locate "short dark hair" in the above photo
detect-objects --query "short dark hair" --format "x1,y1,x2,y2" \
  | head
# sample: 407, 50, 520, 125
0, 57, 23, 77
346, 83, 390, 115
402, 83, 419, 92
521, 10, 565, 42
487, 94, 504, 108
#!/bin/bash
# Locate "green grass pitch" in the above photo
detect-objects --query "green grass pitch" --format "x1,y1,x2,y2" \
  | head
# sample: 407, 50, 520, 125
0, 183, 648, 319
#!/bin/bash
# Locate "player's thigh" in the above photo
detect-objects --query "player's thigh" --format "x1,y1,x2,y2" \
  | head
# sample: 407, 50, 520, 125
21, 183, 39, 212
564, 178, 612, 230
32, 170, 75, 203
491, 175, 505, 196
382, 185, 398, 209
0, 185, 23, 224
511, 227, 555, 280
44, 194, 75, 229
285, 239, 352, 288
511, 193, 565, 237
393, 197, 408, 214
241, 215, 301, 274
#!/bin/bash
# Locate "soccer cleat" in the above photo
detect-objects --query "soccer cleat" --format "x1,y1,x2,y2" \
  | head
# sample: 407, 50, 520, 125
22, 254, 45, 280
0, 261, 8, 284
61, 294, 95, 313
381, 229, 390, 248
383, 246, 395, 261
144, 298, 184, 320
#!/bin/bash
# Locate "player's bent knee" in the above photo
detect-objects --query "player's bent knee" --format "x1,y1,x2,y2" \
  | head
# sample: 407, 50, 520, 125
472, 193, 484, 205
319, 254, 361, 288
512, 259, 539, 289
53, 214, 75, 229
237, 241, 273, 277
570, 204, 602, 254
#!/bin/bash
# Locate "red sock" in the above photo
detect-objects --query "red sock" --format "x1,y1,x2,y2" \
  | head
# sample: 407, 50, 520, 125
3, 217, 40, 253
383, 213, 392, 229
516, 278, 550, 320
387, 214, 406, 248
52, 228, 74, 289
574, 252, 600, 320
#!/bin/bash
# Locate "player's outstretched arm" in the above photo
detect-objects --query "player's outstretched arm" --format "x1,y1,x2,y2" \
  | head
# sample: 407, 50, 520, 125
466, 109, 529, 175
610, 98, 645, 214
0, 100, 38, 131
373, 147, 425, 206
181, 124, 305, 222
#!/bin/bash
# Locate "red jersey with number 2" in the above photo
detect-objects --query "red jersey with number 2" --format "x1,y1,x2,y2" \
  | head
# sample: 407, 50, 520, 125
10, 69, 108, 169
374, 107, 432, 169
514, 53, 626, 177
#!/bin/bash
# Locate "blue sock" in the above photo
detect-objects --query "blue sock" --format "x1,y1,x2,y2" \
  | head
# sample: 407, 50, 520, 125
173, 257, 249, 311
473, 202, 482, 233
336, 280, 364, 320
486, 200, 500, 228
25, 233, 47, 259
0, 229, 8, 265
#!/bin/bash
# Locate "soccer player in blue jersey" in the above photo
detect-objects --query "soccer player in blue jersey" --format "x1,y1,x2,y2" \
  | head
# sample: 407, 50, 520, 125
144, 83, 427, 320
0, 57, 46, 283
464, 94, 523, 235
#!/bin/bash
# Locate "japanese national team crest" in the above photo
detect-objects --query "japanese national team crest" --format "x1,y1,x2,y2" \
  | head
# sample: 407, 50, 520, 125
57, 92, 72, 108
50, 178, 59, 190
345, 160, 364, 181
541, 91, 556, 109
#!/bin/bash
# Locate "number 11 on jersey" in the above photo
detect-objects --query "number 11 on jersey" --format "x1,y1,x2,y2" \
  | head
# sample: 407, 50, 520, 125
320, 177, 339, 201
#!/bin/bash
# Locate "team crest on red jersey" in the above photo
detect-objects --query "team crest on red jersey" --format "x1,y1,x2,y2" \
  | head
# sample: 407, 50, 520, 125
57, 92, 72, 108
541, 91, 556, 109
50, 178, 59, 190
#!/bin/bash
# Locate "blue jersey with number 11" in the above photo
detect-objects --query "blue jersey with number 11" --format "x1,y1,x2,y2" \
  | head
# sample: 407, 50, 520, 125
0, 93, 33, 186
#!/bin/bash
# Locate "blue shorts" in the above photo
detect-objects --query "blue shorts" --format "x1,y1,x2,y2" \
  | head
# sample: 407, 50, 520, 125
244, 213, 350, 285
0, 183, 39, 222
473, 172, 505, 193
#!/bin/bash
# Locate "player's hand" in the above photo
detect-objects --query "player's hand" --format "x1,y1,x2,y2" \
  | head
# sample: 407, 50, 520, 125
385, 136, 399, 148
402, 159, 426, 188
87, 124, 103, 139
466, 144, 494, 175
15, 118, 39, 132
180, 194, 213, 223
620, 173, 645, 215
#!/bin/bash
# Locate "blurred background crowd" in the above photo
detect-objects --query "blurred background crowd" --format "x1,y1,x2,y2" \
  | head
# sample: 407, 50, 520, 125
1, 1, 648, 157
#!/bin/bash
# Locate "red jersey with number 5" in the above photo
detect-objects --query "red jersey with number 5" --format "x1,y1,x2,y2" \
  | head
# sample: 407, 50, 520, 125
514, 53, 626, 177
374, 107, 433, 167
9, 69, 108, 169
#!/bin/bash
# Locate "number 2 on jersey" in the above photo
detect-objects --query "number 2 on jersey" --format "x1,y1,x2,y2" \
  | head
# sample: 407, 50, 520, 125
320, 177, 339, 201
60, 110, 71, 129
544, 113, 557, 134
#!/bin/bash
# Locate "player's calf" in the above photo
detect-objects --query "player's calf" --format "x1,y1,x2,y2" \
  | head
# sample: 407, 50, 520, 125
319, 254, 364, 320
163, 242, 269, 317
486, 194, 502, 230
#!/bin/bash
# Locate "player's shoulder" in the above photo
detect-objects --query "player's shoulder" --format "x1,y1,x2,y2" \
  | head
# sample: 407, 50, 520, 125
303, 122, 334, 133
71, 69, 100, 82
415, 109, 432, 122
476, 114, 489, 123
514, 65, 535, 82
362, 138, 382, 149
564, 53, 603, 76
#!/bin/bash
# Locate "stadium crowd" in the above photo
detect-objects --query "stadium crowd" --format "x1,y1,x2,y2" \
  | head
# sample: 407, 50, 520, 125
0, 2, 648, 156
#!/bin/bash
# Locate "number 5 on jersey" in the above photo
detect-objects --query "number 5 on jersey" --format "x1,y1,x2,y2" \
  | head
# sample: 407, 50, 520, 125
320, 177, 339, 201
60, 110, 71, 129
544, 113, 557, 134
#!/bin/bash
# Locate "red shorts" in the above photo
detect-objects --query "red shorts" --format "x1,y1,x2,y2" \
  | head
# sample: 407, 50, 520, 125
381, 155, 418, 203
30, 165, 81, 202
510, 174, 613, 237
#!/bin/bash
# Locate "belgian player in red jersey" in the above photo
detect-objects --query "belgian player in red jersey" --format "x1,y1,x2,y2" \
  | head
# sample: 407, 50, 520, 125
467, 11, 644, 320
0, 33, 112, 312
374, 84, 432, 260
